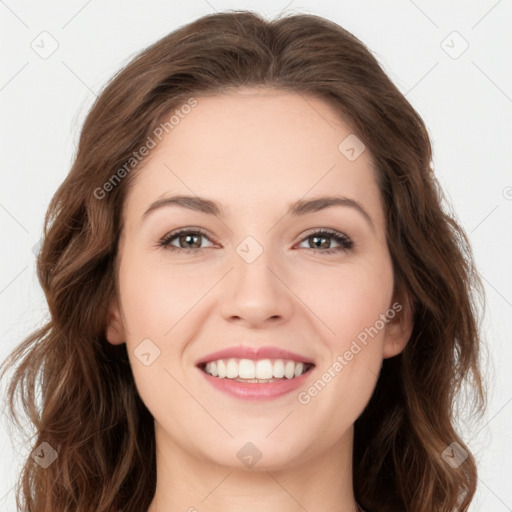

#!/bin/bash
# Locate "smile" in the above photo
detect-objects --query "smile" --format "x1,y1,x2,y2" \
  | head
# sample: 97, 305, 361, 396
200, 358, 314, 381
197, 358, 316, 401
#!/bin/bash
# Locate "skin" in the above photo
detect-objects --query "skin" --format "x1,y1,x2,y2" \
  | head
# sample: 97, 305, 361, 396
106, 87, 413, 512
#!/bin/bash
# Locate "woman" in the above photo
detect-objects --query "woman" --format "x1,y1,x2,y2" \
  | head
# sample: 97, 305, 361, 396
0, 10, 486, 512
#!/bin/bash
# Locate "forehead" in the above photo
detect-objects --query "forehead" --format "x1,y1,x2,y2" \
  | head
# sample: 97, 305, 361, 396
124, 87, 382, 224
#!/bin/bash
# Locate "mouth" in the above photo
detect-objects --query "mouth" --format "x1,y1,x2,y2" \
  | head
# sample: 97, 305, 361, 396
196, 356, 316, 401
195, 345, 316, 400
198, 357, 315, 383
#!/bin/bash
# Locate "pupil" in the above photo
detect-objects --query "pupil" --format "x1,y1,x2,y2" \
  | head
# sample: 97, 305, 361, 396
312, 236, 328, 249
182, 234, 199, 248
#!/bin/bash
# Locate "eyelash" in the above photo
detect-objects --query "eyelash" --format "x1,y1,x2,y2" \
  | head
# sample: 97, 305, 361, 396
157, 228, 354, 255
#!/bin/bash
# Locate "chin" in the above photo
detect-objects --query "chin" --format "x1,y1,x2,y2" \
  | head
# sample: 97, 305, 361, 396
201, 437, 310, 472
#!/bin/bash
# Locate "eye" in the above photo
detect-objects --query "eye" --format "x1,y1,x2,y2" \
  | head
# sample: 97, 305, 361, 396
296, 229, 354, 254
158, 227, 353, 255
158, 228, 215, 252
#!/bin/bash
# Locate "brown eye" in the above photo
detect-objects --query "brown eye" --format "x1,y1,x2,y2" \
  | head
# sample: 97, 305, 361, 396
159, 229, 214, 252
158, 228, 353, 255
298, 229, 353, 254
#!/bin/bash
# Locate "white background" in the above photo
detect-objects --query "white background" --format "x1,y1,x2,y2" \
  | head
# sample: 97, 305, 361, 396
1, 1, 511, 510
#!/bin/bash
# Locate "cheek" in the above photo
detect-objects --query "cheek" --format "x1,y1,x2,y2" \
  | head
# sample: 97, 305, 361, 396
339, 272, 393, 343
295, 255, 394, 419
117, 252, 197, 416
118, 252, 209, 337
294, 256, 394, 343
295, 265, 393, 434
120, 245, 394, 346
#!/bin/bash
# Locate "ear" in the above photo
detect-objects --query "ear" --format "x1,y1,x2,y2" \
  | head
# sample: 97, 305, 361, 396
105, 297, 126, 345
382, 295, 414, 359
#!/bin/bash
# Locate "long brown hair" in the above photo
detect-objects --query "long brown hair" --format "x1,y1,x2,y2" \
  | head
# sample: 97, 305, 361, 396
0, 10, 487, 512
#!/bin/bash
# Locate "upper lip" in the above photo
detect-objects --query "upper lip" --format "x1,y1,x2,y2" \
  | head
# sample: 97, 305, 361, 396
196, 345, 316, 367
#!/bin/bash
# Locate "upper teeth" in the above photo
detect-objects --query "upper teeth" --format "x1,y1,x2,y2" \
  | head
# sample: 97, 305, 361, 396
203, 358, 310, 379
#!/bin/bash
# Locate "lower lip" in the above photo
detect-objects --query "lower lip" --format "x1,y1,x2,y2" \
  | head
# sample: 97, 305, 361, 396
198, 367, 315, 401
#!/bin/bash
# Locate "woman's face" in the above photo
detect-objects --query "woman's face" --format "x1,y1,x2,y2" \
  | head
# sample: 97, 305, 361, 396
106, 87, 412, 471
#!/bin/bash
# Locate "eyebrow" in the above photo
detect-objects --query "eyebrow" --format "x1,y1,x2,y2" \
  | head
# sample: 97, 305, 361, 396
142, 194, 374, 230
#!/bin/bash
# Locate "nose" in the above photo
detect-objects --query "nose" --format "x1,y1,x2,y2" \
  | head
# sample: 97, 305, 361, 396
220, 245, 294, 328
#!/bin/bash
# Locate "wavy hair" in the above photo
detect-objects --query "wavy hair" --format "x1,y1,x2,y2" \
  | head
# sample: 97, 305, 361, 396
1, 10, 486, 512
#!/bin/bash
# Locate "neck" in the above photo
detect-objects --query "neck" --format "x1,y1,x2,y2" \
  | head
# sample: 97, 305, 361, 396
147, 421, 360, 512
